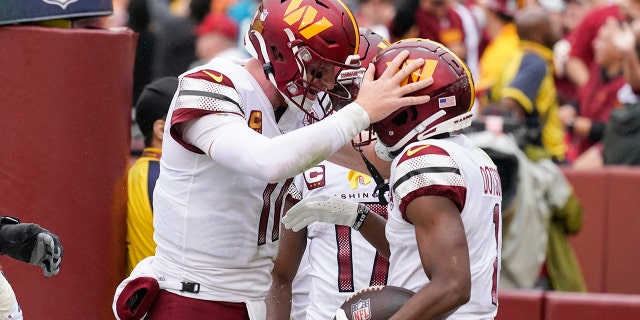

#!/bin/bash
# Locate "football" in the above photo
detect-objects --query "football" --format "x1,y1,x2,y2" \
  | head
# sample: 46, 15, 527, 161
334, 285, 415, 320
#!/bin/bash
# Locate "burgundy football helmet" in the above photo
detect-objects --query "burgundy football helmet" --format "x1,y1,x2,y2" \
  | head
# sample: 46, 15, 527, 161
245, 0, 361, 120
332, 27, 391, 110
368, 38, 475, 160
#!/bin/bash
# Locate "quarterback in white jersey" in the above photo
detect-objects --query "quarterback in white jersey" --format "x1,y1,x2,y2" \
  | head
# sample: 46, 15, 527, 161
269, 161, 389, 320
282, 38, 502, 319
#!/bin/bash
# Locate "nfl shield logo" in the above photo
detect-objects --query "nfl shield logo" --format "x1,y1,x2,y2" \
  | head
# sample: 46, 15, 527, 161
351, 299, 371, 320
43, 0, 79, 10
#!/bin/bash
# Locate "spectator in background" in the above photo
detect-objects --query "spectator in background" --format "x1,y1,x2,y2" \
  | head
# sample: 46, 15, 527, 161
151, 0, 211, 79
354, 0, 395, 40
127, 0, 156, 106
452, 0, 482, 81
190, 12, 248, 69
552, 0, 593, 108
600, 15, 640, 165
559, 18, 627, 167
390, 0, 467, 60
476, 0, 520, 108
565, 0, 640, 89
126, 77, 178, 276
487, 5, 567, 163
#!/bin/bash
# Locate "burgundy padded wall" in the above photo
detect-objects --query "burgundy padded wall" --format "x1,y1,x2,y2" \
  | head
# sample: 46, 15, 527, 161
545, 291, 640, 319
495, 289, 544, 320
604, 167, 640, 294
563, 168, 608, 293
0, 26, 136, 319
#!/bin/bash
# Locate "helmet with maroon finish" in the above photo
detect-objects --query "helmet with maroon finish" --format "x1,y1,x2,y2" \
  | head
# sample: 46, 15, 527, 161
371, 38, 475, 160
332, 27, 390, 110
244, 0, 361, 120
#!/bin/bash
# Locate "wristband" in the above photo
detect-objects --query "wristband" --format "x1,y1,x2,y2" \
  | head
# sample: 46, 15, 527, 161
352, 203, 370, 231
0, 216, 20, 255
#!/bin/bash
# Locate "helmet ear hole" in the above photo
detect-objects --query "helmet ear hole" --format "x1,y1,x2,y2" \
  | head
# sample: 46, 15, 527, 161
271, 46, 285, 62
409, 105, 418, 121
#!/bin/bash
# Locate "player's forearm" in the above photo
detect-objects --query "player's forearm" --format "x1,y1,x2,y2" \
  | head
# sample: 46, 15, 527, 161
358, 213, 390, 259
265, 278, 293, 320
390, 279, 469, 320
210, 103, 370, 182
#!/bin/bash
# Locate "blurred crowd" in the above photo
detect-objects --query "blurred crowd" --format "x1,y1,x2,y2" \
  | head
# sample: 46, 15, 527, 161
97, 0, 640, 168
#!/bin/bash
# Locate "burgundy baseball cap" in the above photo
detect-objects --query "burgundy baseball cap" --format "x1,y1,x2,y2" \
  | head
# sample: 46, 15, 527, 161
115, 277, 160, 320
195, 13, 239, 40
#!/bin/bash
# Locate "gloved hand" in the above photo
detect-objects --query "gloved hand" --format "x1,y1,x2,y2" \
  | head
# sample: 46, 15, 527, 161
282, 195, 369, 232
0, 223, 63, 278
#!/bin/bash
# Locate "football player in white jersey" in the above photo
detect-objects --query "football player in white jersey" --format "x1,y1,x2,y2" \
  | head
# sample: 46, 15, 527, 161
268, 161, 389, 320
112, 0, 435, 318
283, 38, 503, 319
266, 28, 392, 320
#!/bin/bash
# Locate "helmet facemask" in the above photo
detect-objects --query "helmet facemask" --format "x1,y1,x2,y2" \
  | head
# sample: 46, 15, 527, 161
244, 0, 361, 122
280, 40, 360, 122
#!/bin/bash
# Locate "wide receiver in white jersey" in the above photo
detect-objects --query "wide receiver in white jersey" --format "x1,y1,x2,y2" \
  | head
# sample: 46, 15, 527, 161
267, 161, 389, 320
111, 0, 434, 319
283, 38, 503, 319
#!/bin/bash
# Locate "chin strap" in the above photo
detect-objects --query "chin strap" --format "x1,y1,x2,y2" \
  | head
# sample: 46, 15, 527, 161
358, 150, 390, 206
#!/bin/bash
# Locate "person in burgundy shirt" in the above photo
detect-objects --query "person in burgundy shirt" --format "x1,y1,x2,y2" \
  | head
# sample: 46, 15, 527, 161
560, 18, 628, 163
565, 0, 640, 88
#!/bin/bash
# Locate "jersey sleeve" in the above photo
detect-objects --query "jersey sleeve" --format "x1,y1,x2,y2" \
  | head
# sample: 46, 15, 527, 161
169, 69, 245, 152
392, 144, 467, 222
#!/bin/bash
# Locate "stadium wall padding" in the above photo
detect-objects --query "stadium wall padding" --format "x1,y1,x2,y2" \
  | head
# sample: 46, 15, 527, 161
563, 166, 640, 295
0, 25, 136, 319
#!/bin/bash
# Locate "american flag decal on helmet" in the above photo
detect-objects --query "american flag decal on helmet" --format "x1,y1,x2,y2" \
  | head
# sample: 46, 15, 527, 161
438, 96, 456, 108
351, 299, 372, 320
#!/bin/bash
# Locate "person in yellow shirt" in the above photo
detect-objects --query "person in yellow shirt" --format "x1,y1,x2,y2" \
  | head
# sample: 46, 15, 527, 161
477, 0, 521, 107
126, 77, 178, 275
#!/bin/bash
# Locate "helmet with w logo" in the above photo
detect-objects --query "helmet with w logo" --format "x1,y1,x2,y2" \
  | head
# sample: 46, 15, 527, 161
370, 38, 475, 160
244, 0, 361, 120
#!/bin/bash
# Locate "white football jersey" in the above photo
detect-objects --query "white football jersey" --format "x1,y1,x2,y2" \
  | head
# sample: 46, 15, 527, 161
152, 58, 295, 302
386, 135, 502, 319
291, 161, 389, 320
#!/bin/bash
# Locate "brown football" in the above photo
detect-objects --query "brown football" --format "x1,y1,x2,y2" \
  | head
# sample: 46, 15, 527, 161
334, 285, 415, 320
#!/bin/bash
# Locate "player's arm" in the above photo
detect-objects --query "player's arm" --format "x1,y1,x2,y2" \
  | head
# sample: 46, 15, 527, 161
357, 212, 390, 259
174, 53, 432, 183
266, 196, 307, 320
390, 196, 471, 320
0, 217, 63, 278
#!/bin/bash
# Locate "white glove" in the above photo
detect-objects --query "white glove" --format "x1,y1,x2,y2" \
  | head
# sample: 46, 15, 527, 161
282, 195, 369, 232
